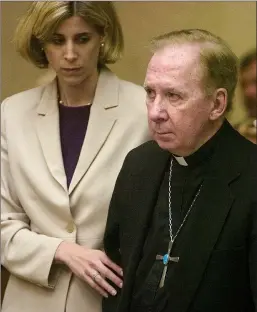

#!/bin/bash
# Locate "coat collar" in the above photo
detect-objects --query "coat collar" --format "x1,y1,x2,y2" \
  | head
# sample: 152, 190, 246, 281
36, 66, 119, 115
36, 67, 119, 193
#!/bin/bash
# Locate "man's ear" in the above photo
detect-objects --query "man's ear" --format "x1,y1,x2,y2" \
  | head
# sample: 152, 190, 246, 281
209, 88, 228, 120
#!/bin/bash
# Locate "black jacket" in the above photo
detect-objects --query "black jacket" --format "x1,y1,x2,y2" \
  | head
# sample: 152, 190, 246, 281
103, 121, 257, 312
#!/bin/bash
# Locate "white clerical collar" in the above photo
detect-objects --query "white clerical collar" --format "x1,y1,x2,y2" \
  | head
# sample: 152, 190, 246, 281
172, 155, 188, 166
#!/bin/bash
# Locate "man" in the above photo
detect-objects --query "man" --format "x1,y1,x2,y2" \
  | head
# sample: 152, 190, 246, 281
102, 29, 257, 312
236, 49, 256, 143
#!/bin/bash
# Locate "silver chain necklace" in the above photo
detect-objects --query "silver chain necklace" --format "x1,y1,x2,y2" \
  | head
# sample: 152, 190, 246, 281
168, 157, 202, 242
156, 157, 203, 288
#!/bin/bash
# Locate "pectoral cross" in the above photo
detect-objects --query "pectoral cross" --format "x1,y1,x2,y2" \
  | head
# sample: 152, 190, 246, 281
156, 240, 179, 288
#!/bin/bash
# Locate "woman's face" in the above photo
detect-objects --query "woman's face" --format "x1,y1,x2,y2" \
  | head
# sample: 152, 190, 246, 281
44, 16, 103, 86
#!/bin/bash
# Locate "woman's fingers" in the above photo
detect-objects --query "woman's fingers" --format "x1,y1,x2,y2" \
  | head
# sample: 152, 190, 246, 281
101, 253, 123, 277
57, 243, 123, 297
85, 268, 117, 297
96, 261, 123, 289
83, 271, 109, 298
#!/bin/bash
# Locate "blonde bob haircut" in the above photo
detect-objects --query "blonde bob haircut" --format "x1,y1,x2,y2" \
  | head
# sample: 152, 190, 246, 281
14, 1, 124, 68
151, 29, 238, 112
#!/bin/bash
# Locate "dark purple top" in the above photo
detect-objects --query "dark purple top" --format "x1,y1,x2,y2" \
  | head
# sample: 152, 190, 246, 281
58, 104, 91, 188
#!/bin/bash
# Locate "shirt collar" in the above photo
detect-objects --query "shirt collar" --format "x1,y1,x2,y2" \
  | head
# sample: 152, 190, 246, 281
172, 121, 226, 168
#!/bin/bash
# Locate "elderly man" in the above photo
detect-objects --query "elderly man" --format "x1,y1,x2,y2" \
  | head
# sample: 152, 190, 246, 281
102, 29, 257, 312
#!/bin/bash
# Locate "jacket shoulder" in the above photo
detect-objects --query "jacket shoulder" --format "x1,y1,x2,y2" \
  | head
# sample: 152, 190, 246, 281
123, 140, 169, 169
129, 140, 161, 155
1, 85, 45, 115
119, 79, 145, 96
231, 126, 257, 165
118, 78, 146, 105
118, 79, 146, 124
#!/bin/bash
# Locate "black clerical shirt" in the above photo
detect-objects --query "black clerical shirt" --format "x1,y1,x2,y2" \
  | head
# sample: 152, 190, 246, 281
130, 125, 224, 312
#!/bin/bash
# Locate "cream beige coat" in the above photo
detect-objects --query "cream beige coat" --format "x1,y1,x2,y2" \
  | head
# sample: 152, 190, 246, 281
1, 68, 150, 312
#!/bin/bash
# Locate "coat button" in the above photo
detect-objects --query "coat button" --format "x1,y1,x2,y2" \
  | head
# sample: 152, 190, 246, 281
66, 221, 75, 233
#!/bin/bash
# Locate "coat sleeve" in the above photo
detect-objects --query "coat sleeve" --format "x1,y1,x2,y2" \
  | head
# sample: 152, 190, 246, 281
248, 150, 257, 308
249, 200, 257, 308
1, 98, 64, 289
102, 151, 134, 312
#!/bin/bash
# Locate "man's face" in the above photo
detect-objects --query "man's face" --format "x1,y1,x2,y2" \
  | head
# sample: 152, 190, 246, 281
144, 44, 215, 156
240, 60, 256, 118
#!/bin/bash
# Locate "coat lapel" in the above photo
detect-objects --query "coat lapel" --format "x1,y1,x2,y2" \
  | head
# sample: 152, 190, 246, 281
165, 121, 247, 312
166, 176, 236, 311
68, 68, 119, 194
118, 144, 171, 312
36, 80, 68, 191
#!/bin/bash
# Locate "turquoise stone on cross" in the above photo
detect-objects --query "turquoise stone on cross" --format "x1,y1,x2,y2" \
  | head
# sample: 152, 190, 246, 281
156, 240, 180, 288
163, 254, 169, 265
156, 253, 179, 265
156, 252, 180, 288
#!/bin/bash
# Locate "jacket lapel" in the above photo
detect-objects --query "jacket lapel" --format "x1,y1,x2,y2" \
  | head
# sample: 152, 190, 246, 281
36, 80, 68, 191
118, 144, 171, 312
68, 68, 119, 194
166, 176, 236, 311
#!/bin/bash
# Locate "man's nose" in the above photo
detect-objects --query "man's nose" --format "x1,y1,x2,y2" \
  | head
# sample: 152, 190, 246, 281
147, 98, 168, 122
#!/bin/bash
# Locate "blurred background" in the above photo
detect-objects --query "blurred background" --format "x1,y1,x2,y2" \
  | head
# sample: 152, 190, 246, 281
0, 0, 256, 301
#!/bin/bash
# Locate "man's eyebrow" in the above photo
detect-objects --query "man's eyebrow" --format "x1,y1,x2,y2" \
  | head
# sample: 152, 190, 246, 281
143, 85, 179, 93
143, 83, 152, 89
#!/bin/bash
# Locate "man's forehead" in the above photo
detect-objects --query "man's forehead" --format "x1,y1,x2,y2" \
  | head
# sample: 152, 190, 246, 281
147, 44, 201, 72
152, 43, 200, 59
146, 62, 181, 75
146, 54, 201, 80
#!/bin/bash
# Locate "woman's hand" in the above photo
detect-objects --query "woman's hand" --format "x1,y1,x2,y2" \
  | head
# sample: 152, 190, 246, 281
54, 241, 123, 298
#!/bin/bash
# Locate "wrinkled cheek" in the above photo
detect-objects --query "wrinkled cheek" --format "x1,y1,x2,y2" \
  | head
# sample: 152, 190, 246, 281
182, 124, 200, 147
148, 119, 155, 133
173, 124, 191, 145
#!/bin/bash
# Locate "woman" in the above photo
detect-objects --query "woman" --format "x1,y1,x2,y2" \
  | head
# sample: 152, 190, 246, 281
1, 2, 149, 312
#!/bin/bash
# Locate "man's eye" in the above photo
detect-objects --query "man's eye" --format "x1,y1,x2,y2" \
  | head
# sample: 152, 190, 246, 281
145, 88, 155, 99
167, 92, 180, 101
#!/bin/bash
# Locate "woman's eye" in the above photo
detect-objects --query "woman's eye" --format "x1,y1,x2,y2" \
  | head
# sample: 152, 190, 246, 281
77, 36, 90, 43
50, 37, 64, 45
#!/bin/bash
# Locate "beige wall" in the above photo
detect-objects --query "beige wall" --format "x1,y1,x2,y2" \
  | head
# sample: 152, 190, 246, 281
1, 2, 49, 100
1, 1, 256, 124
